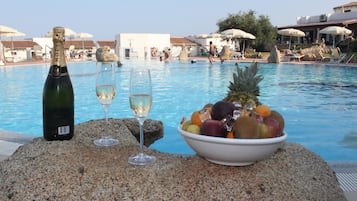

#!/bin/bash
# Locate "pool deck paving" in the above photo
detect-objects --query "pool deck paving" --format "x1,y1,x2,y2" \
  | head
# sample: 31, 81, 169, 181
0, 130, 356, 200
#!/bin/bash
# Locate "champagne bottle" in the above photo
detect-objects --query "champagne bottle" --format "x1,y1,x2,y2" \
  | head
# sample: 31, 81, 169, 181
42, 27, 74, 140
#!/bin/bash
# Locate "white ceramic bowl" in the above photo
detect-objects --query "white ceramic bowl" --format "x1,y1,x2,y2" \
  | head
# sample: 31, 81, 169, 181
177, 125, 287, 166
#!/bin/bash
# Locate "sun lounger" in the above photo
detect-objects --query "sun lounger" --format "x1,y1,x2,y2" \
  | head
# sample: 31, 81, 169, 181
290, 53, 304, 62
346, 54, 355, 64
319, 48, 345, 63
283, 52, 304, 62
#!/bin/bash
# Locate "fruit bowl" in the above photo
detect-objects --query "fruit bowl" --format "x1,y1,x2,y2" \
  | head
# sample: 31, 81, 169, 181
177, 125, 287, 166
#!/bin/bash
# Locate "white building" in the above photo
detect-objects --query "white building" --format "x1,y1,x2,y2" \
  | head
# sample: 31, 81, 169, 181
186, 34, 236, 55
32, 37, 52, 59
279, 2, 357, 46
115, 33, 170, 59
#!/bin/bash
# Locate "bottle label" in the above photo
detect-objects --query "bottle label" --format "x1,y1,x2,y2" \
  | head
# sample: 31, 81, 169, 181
58, 125, 70, 135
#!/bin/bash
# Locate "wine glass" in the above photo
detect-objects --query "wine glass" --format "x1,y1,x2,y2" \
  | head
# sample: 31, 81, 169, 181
128, 69, 156, 165
94, 62, 119, 146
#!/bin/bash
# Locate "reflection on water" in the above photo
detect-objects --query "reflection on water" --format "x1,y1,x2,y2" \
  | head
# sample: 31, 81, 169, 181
340, 132, 357, 149
0, 61, 357, 161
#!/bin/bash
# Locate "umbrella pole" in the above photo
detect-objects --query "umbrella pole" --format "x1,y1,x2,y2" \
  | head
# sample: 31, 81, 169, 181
289, 36, 292, 50
333, 35, 336, 48
243, 40, 245, 53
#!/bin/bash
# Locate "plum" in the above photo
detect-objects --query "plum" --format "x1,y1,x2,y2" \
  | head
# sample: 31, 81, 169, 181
200, 120, 227, 137
211, 101, 236, 121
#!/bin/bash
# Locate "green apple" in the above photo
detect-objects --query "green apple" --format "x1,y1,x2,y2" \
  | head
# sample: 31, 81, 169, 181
258, 123, 274, 138
186, 124, 200, 134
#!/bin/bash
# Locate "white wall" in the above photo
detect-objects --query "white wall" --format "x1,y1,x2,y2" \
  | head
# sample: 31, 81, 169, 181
186, 35, 235, 53
32, 37, 52, 59
115, 33, 170, 59
297, 9, 357, 25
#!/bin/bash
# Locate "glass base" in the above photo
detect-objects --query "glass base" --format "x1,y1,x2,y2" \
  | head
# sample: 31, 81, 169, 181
94, 137, 119, 147
128, 153, 156, 165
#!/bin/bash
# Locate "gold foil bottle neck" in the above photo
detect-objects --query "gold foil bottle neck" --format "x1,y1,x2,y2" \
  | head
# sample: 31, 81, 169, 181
52, 27, 65, 43
51, 27, 66, 68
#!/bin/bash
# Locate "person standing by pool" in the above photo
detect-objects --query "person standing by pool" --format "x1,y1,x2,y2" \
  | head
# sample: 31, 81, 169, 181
208, 41, 215, 64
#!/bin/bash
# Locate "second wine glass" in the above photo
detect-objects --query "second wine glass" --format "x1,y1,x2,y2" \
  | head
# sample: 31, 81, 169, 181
94, 62, 119, 147
128, 69, 156, 165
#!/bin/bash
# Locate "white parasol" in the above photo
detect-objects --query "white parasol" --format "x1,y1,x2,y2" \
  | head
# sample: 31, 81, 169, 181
1, 31, 25, 38
0, 25, 19, 40
75, 32, 93, 39
196, 33, 221, 39
46, 27, 77, 38
277, 28, 305, 49
221, 28, 256, 53
221, 28, 252, 39
319, 26, 352, 47
0, 25, 18, 34
74, 32, 93, 50
1, 31, 26, 50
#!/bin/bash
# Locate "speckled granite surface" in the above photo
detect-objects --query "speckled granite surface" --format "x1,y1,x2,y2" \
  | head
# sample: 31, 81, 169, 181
0, 119, 346, 201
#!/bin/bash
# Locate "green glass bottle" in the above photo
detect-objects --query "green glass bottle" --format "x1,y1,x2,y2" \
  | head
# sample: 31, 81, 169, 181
42, 27, 74, 140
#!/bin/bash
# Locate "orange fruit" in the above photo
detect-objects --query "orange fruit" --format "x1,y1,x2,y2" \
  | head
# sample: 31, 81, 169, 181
255, 105, 271, 117
226, 131, 234, 138
191, 111, 203, 126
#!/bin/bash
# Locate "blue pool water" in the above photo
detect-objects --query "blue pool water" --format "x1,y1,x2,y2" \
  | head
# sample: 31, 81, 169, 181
1, 60, 357, 162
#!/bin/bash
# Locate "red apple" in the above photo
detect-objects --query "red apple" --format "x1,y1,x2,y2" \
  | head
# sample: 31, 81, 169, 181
263, 117, 281, 137
200, 119, 227, 137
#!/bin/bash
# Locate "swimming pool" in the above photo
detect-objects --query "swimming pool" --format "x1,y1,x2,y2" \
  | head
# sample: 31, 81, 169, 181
1, 60, 356, 162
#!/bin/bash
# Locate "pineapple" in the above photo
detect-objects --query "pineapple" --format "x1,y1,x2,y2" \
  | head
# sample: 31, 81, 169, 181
223, 62, 263, 108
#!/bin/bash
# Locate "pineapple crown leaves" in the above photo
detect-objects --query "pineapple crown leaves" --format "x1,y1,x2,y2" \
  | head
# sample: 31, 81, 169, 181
227, 62, 263, 97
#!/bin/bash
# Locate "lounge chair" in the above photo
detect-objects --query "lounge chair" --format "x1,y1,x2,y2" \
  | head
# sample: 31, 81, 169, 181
319, 48, 345, 63
283, 51, 304, 62
346, 54, 355, 64
290, 53, 305, 62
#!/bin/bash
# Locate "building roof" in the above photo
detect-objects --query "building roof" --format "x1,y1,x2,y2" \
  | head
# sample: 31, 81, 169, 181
334, 2, 357, 9
1, 40, 40, 49
170, 37, 197, 46
64, 40, 96, 49
97, 40, 115, 48
278, 19, 357, 29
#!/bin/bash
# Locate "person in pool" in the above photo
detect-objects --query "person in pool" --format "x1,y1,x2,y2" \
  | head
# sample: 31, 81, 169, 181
208, 41, 216, 64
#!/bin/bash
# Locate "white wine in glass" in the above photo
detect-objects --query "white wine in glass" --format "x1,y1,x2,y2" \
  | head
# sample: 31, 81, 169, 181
94, 62, 119, 147
128, 69, 156, 165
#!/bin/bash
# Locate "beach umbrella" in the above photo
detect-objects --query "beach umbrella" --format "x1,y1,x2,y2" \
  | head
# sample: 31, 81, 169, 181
196, 34, 209, 39
1, 31, 25, 38
0, 25, 18, 34
46, 27, 77, 38
1, 31, 26, 50
196, 33, 221, 39
75, 32, 94, 50
277, 28, 305, 49
319, 26, 352, 47
0, 25, 19, 39
75, 32, 93, 39
221, 28, 251, 39
221, 28, 256, 53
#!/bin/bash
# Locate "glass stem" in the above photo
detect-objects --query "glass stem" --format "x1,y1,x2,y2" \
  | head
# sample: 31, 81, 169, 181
138, 118, 145, 154
104, 106, 109, 138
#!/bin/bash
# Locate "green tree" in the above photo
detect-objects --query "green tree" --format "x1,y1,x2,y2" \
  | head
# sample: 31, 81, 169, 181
217, 10, 277, 52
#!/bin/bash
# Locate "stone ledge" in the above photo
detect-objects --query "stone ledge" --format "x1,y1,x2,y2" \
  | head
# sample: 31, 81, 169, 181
0, 119, 346, 200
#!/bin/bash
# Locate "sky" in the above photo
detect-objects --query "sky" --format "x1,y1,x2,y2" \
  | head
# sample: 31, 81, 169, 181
0, 0, 351, 40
